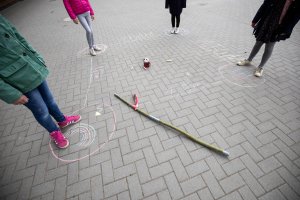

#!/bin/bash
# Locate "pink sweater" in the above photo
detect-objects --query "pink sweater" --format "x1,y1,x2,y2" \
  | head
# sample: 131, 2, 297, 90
63, 0, 94, 19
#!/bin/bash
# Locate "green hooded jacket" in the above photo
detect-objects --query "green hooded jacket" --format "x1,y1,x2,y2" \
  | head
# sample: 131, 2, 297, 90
0, 15, 49, 104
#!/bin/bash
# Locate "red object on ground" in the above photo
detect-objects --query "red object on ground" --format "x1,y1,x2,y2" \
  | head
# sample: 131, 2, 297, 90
143, 58, 151, 69
132, 94, 139, 110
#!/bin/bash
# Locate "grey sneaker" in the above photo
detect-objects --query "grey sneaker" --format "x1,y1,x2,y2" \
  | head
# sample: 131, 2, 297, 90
89, 48, 96, 56
93, 45, 102, 51
237, 59, 251, 66
254, 67, 263, 77
170, 27, 175, 34
175, 27, 179, 34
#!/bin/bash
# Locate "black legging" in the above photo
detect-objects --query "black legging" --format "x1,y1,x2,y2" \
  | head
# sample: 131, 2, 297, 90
171, 15, 180, 27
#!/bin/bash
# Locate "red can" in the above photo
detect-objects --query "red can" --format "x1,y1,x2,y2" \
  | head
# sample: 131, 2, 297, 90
143, 58, 150, 69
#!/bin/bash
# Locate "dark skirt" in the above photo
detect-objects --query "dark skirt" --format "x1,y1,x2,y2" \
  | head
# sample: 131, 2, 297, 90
168, 0, 183, 15
254, 0, 286, 43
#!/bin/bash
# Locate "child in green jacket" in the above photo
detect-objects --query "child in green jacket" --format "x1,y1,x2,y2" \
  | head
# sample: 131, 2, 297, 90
0, 15, 80, 149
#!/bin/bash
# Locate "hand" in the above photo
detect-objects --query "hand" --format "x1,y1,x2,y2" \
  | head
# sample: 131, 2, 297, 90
91, 15, 95, 20
13, 95, 29, 105
73, 18, 79, 24
251, 22, 256, 28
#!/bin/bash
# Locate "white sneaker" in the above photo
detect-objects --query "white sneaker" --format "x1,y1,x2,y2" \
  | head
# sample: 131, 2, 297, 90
170, 27, 175, 34
237, 59, 251, 66
254, 67, 263, 77
93, 45, 102, 51
175, 27, 179, 34
89, 48, 96, 56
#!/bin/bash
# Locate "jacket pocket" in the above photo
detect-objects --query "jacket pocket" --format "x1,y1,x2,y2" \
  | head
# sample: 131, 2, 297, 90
0, 58, 27, 77
0, 57, 46, 93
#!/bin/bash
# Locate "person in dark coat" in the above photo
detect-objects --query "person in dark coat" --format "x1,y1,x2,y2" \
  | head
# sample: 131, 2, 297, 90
237, 0, 299, 77
165, 0, 186, 34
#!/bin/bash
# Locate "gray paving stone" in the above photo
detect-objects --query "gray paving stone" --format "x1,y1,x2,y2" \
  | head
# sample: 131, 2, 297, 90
170, 158, 189, 182
276, 167, 300, 196
103, 178, 127, 198
258, 171, 285, 192
223, 158, 246, 176
54, 176, 67, 200
239, 169, 265, 197
219, 191, 243, 200
164, 173, 184, 199
258, 143, 280, 158
175, 145, 193, 166
157, 190, 171, 200
279, 183, 300, 200
180, 175, 206, 196
127, 174, 143, 200
202, 171, 225, 199
238, 186, 257, 200
220, 173, 245, 193
276, 153, 300, 176
258, 156, 282, 174
205, 156, 226, 180
197, 188, 214, 200
111, 148, 123, 169
102, 160, 114, 185
258, 189, 286, 200
186, 160, 209, 177
31, 180, 55, 199
240, 155, 264, 178
136, 159, 151, 184
142, 178, 166, 197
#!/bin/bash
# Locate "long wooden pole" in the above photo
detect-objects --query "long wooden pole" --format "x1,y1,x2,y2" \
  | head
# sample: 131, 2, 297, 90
114, 94, 229, 157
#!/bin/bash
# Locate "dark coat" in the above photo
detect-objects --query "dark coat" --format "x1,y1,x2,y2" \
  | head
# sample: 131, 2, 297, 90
252, 0, 300, 42
165, 0, 186, 15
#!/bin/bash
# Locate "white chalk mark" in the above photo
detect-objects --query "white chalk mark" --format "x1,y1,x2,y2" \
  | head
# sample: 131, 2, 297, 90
95, 111, 101, 116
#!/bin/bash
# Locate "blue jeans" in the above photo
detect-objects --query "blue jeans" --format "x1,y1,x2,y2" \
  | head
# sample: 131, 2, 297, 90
24, 81, 65, 133
77, 11, 94, 48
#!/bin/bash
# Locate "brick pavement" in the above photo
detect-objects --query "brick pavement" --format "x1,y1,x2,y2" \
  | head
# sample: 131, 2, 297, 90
0, 0, 299, 199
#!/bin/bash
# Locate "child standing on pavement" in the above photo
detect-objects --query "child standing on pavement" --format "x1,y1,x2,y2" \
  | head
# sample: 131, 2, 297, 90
0, 15, 81, 149
237, 0, 299, 77
165, 0, 186, 34
63, 0, 101, 56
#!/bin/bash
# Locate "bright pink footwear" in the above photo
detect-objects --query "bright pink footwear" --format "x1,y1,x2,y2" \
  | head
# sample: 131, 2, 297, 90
50, 130, 69, 149
58, 115, 81, 128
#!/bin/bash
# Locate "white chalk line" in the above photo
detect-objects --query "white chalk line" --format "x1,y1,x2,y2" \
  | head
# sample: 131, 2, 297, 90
49, 56, 117, 163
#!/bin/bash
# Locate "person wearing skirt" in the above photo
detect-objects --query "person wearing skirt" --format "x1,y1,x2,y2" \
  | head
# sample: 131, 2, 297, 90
165, 0, 186, 34
237, 0, 299, 77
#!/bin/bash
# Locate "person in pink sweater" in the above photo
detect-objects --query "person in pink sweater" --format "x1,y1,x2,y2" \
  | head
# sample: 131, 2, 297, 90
63, 0, 100, 56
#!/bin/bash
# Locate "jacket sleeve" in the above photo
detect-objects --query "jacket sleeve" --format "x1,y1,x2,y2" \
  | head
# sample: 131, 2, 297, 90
252, 0, 271, 23
165, 0, 169, 9
182, 0, 186, 8
0, 48, 22, 104
63, 0, 77, 19
0, 78, 22, 104
278, 1, 300, 39
87, 0, 94, 16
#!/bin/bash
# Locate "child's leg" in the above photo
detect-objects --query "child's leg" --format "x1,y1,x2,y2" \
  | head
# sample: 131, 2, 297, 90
37, 81, 65, 123
77, 12, 93, 48
176, 15, 180, 27
258, 42, 275, 68
84, 13, 94, 47
24, 86, 60, 133
171, 15, 175, 27
248, 41, 264, 61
